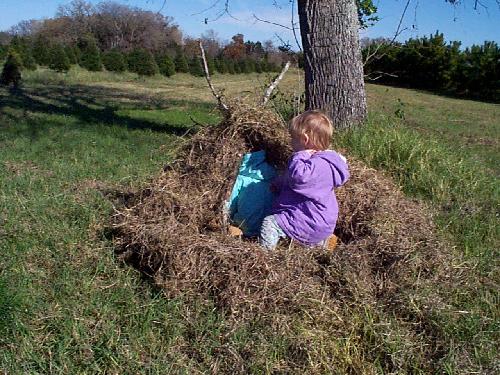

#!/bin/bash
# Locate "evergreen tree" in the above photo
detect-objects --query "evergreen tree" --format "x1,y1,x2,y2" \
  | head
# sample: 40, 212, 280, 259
64, 45, 78, 65
207, 57, 216, 75
246, 59, 256, 73
0, 45, 8, 61
128, 49, 158, 76
48, 44, 71, 72
73, 45, 82, 65
0, 51, 22, 88
234, 61, 242, 74
226, 60, 236, 74
78, 35, 102, 71
174, 53, 189, 73
9, 36, 36, 70
32, 35, 51, 66
188, 57, 204, 77
237, 60, 248, 74
102, 49, 127, 72
157, 54, 176, 77
255, 60, 262, 73
216, 58, 228, 74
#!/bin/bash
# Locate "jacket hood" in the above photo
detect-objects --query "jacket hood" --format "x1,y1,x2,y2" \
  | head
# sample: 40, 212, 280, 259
315, 150, 350, 187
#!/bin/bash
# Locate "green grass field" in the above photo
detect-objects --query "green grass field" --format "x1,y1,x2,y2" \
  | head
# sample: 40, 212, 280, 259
1, 67, 498, 373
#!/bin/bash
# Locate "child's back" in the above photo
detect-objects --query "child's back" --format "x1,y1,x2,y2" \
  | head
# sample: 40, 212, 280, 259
272, 149, 349, 245
259, 110, 349, 250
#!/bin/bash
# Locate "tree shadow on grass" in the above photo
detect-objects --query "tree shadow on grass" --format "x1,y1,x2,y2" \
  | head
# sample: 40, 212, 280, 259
0, 84, 219, 138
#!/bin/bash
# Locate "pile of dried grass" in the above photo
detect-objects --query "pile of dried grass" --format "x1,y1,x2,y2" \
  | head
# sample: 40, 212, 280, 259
112, 101, 447, 316
110, 100, 452, 371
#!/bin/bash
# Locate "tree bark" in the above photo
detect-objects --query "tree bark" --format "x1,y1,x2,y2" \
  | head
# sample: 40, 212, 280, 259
298, 0, 367, 128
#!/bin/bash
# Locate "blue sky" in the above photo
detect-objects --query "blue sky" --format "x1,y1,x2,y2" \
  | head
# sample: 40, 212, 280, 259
1, 0, 498, 47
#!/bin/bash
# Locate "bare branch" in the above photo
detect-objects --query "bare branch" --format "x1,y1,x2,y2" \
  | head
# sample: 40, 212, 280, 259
197, 0, 240, 23
363, 0, 412, 67
252, 0, 302, 52
157, 0, 167, 14
191, 0, 222, 16
290, 0, 302, 52
252, 13, 293, 30
262, 61, 291, 106
364, 71, 399, 81
198, 40, 229, 112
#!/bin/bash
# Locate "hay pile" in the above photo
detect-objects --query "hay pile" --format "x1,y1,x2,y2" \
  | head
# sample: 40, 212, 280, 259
111, 102, 447, 323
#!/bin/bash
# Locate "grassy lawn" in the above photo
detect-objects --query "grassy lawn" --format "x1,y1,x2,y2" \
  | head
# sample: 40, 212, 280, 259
1, 67, 498, 373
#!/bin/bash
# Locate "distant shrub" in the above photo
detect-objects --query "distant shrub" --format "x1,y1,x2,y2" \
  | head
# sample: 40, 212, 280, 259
0, 51, 22, 87
32, 35, 51, 66
73, 45, 82, 64
78, 35, 102, 71
48, 44, 71, 72
9, 36, 36, 70
255, 60, 262, 73
156, 54, 175, 77
64, 45, 78, 65
215, 58, 227, 74
128, 49, 158, 76
102, 50, 127, 72
206, 57, 215, 75
188, 57, 204, 77
233, 62, 241, 74
246, 59, 256, 73
226, 60, 236, 75
174, 53, 189, 73
0, 46, 7, 61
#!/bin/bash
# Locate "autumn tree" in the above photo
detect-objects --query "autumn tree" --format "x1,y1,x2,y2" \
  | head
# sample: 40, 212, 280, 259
223, 34, 246, 61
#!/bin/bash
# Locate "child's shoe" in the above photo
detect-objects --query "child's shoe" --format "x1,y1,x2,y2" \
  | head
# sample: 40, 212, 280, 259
326, 234, 338, 252
228, 225, 243, 237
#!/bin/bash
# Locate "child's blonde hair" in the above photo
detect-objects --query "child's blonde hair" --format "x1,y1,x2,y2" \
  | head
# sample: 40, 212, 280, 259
289, 110, 333, 150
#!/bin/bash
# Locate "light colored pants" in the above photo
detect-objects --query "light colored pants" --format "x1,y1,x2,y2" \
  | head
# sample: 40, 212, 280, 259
259, 215, 288, 250
259, 215, 329, 250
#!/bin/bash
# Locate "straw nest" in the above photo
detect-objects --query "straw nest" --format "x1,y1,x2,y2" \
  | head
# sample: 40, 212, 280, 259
111, 101, 448, 324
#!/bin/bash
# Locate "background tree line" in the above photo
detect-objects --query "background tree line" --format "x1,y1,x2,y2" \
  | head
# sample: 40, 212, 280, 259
0, 0, 291, 78
362, 32, 499, 102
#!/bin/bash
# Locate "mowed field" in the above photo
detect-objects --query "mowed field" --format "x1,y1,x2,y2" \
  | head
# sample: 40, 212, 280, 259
1, 67, 498, 373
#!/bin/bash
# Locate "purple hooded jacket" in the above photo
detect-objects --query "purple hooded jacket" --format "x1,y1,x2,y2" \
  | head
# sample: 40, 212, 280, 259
271, 150, 349, 245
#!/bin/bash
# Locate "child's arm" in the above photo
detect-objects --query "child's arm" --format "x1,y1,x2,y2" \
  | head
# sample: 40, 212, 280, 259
287, 150, 349, 198
287, 151, 319, 186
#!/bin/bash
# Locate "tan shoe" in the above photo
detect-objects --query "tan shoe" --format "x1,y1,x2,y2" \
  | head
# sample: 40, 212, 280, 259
228, 225, 243, 237
327, 234, 338, 252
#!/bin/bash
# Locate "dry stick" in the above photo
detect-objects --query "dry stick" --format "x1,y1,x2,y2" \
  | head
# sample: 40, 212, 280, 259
198, 40, 229, 112
261, 61, 291, 106
198, 39, 230, 232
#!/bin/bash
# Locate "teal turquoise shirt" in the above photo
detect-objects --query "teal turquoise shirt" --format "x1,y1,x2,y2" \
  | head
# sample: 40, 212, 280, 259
227, 151, 277, 236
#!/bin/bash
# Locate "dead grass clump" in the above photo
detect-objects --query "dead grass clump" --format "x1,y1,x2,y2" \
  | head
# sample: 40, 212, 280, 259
111, 100, 451, 372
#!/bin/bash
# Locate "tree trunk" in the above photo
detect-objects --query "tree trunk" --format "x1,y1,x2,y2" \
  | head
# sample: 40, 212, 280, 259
298, 0, 367, 128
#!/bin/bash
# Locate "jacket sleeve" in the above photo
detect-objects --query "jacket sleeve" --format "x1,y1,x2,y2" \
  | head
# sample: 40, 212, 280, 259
287, 151, 349, 199
331, 154, 349, 188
